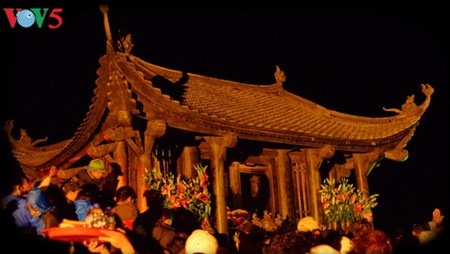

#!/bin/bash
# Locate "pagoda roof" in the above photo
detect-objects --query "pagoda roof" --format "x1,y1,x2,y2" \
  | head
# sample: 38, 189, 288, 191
5, 19, 433, 173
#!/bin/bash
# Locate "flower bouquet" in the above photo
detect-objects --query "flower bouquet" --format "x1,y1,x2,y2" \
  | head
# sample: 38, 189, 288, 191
144, 164, 212, 227
227, 208, 249, 229
319, 177, 378, 232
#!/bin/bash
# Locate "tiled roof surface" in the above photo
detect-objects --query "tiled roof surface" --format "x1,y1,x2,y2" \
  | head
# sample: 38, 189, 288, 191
131, 55, 424, 142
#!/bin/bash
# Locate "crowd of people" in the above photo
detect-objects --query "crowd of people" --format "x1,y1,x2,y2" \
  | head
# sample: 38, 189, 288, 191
0, 157, 448, 253
232, 211, 447, 254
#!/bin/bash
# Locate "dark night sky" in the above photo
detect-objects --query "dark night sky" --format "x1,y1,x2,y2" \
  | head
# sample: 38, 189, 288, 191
2, 7, 449, 233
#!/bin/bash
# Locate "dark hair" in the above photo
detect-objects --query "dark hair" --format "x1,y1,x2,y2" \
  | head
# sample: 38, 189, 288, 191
143, 189, 164, 210
267, 230, 315, 254
77, 184, 101, 204
4, 172, 29, 194
236, 222, 265, 254
115, 186, 137, 202
171, 207, 201, 235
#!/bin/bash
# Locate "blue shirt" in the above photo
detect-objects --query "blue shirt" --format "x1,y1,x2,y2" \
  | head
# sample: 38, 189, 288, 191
12, 198, 45, 236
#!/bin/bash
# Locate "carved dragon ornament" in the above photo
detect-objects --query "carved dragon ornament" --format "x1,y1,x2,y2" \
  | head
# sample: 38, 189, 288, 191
382, 84, 433, 116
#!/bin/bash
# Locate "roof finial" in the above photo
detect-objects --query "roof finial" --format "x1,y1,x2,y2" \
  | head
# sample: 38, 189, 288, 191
99, 4, 113, 44
274, 65, 286, 87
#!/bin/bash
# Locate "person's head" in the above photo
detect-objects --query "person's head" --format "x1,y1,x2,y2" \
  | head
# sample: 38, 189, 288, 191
144, 189, 164, 210
86, 159, 107, 179
167, 235, 187, 254
8, 173, 32, 197
115, 185, 137, 203
171, 207, 201, 236
109, 162, 123, 177
185, 229, 219, 254
348, 218, 373, 238
351, 229, 393, 254
76, 185, 99, 204
267, 230, 315, 254
297, 216, 320, 232
26, 187, 53, 217
235, 221, 265, 254
19, 175, 33, 196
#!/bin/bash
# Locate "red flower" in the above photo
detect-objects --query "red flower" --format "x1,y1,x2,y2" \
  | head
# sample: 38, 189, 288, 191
196, 192, 210, 203
201, 218, 211, 228
161, 184, 171, 195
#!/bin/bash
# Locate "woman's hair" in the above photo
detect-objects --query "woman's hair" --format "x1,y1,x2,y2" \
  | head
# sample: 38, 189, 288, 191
348, 218, 374, 238
351, 229, 393, 254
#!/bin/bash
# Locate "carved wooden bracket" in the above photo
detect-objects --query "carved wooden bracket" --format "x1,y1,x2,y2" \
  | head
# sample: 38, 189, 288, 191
103, 127, 137, 141
87, 142, 118, 158
305, 144, 335, 172
200, 133, 238, 161
353, 151, 384, 199
245, 148, 278, 165
384, 127, 415, 162
353, 152, 384, 177
328, 157, 354, 180
144, 119, 166, 154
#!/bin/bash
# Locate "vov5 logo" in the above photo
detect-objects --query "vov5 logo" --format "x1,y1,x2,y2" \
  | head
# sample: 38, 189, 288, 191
3, 8, 63, 29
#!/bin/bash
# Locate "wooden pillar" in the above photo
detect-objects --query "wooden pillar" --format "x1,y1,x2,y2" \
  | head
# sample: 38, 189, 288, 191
136, 154, 150, 212
228, 162, 241, 208
275, 149, 295, 219
178, 146, 198, 178
114, 141, 128, 189
204, 133, 237, 235
304, 145, 335, 224
136, 119, 166, 212
352, 152, 383, 199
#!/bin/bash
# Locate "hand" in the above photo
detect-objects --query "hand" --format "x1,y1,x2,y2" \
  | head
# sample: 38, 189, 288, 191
98, 230, 136, 254
82, 240, 110, 254
38, 165, 59, 188
3, 119, 13, 132
65, 189, 80, 202
432, 208, 444, 225
48, 165, 58, 178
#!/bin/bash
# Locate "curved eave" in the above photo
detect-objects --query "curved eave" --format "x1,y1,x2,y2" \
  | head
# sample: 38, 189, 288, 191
9, 139, 72, 168
122, 53, 430, 152
164, 106, 418, 153
9, 52, 112, 170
